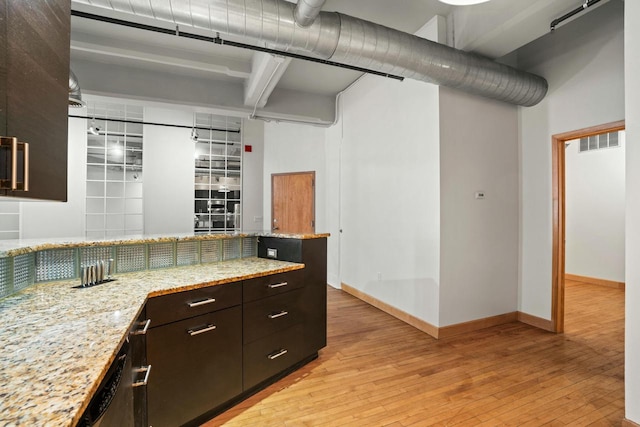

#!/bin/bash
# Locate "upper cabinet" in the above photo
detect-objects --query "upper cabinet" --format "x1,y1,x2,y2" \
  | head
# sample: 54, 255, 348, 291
0, 0, 70, 201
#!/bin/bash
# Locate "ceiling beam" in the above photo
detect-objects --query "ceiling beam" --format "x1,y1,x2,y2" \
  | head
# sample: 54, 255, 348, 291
71, 40, 252, 79
453, 0, 604, 58
244, 52, 292, 109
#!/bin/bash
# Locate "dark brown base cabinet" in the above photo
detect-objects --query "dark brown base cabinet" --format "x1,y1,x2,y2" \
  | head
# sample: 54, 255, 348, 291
146, 307, 243, 427
140, 237, 327, 427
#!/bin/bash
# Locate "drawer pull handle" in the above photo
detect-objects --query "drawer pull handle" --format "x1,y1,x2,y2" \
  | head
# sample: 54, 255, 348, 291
268, 311, 289, 319
268, 282, 288, 289
188, 324, 217, 336
267, 349, 288, 360
188, 298, 216, 308
132, 319, 151, 335
132, 365, 152, 388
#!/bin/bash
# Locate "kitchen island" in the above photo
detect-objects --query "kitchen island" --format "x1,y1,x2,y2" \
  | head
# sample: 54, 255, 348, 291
0, 233, 327, 426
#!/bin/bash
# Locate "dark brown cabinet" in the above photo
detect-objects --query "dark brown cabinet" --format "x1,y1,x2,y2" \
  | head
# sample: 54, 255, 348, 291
258, 237, 328, 358
146, 283, 242, 427
242, 272, 307, 390
139, 236, 327, 425
0, 0, 70, 201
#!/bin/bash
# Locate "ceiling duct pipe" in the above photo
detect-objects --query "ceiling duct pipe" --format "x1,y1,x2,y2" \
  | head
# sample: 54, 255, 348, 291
294, 0, 327, 27
72, 0, 548, 106
68, 69, 86, 108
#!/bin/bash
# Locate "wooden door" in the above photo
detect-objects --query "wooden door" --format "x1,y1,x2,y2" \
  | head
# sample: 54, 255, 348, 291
271, 172, 315, 234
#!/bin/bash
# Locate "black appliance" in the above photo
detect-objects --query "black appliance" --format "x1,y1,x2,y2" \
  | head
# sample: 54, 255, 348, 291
77, 339, 134, 427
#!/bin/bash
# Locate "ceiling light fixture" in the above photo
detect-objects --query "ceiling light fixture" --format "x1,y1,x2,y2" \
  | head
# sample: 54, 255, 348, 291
439, 0, 490, 5
88, 118, 100, 136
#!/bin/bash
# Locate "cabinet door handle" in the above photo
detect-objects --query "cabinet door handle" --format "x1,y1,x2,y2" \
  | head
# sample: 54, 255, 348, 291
268, 282, 288, 289
187, 297, 216, 308
132, 365, 152, 388
188, 324, 217, 336
21, 141, 29, 192
132, 319, 151, 335
0, 138, 29, 191
268, 310, 289, 319
267, 349, 288, 360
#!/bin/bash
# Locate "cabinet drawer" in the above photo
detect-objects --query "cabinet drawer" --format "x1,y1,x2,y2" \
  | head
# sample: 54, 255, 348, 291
243, 289, 303, 344
147, 281, 241, 328
147, 306, 242, 427
243, 269, 304, 302
243, 324, 304, 390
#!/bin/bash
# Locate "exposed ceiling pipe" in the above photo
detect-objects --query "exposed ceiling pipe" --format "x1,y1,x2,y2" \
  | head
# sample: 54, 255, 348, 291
550, 0, 602, 31
71, 0, 548, 107
68, 69, 86, 108
294, 0, 327, 27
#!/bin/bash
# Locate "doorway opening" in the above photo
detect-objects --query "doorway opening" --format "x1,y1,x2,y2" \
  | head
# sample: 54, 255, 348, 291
551, 120, 625, 332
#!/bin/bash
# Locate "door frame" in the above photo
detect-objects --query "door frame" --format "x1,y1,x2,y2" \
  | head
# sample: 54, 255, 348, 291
271, 171, 316, 233
551, 120, 625, 333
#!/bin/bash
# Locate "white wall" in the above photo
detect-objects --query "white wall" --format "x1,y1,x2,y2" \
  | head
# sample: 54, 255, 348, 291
336, 76, 441, 326
143, 107, 195, 235
241, 119, 265, 233
20, 111, 88, 239
262, 122, 327, 234
321, 16, 444, 326
517, 0, 624, 319
565, 134, 625, 282
625, 0, 640, 422
325, 114, 342, 288
438, 88, 519, 326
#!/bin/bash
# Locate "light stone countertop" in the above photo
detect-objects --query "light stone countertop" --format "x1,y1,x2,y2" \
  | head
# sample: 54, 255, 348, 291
0, 232, 330, 257
0, 257, 303, 427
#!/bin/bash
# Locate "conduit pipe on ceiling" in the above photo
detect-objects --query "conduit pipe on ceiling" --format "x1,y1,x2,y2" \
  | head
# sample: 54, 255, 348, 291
294, 0, 327, 27
72, 0, 548, 107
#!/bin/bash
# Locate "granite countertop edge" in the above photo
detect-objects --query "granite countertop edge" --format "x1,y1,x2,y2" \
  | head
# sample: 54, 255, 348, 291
1, 232, 330, 257
0, 258, 304, 427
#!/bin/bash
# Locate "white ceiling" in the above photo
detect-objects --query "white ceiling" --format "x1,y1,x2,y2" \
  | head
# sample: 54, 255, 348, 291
69, 0, 614, 122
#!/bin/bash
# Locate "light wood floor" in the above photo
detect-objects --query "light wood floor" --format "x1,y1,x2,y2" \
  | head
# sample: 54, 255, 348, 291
204, 279, 625, 426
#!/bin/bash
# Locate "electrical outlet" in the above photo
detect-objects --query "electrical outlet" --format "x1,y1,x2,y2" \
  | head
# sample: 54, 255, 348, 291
475, 191, 486, 200
253, 216, 263, 223
267, 248, 277, 259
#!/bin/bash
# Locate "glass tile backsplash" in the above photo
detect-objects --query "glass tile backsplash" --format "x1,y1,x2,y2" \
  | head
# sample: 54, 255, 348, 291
0, 236, 257, 299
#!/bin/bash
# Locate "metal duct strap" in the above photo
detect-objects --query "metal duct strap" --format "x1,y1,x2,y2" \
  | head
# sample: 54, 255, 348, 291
72, 0, 548, 106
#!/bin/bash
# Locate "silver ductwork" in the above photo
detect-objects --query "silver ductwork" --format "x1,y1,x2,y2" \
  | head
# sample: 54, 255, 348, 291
294, 0, 326, 27
73, 0, 548, 106
69, 69, 85, 108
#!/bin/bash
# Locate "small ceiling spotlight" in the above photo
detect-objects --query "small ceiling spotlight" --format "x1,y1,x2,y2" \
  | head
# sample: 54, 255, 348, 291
88, 118, 101, 136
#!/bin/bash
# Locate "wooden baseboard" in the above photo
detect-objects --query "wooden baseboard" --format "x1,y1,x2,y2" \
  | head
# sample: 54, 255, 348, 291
438, 312, 518, 339
623, 419, 640, 427
341, 284, 521, 339
517, 311, 555, 332
341, 283, 439, 338
565, 274, 625, 290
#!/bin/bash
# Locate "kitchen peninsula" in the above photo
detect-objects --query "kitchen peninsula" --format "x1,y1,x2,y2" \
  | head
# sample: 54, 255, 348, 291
0, 233, 328, 426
